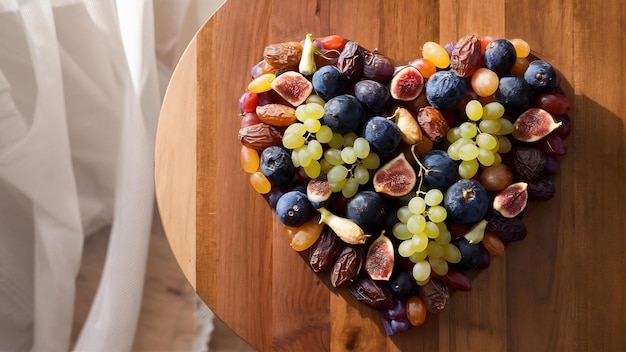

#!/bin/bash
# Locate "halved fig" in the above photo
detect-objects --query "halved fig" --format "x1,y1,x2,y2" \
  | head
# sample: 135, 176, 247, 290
365, 233, 395, 281
389, 65, 424, 101
307, 176, 331, 206
512, 108, 562, 142
270, 71, 313, 106
493, 182, 529, 218
373, 153, 417, 197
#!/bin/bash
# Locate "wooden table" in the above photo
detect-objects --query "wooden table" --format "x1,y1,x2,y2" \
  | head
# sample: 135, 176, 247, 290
154, 1, 626, 350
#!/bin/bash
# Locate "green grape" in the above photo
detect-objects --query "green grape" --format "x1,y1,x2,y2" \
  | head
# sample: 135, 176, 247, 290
397, 206, 412, 223
407, 214, 426, 234
361, 153, 380, 169
398, 239, 416, 257
303, 118, 321, 133
304, 103, 324, 119
458, 143, 479, 161
353, 164, 370, 185
447, 127, 462, 143
295, 105, 309, 122
408, 197, 426, 214
306, 94, 325, 106
284, 122, 306, 136
459, 159, 479, 179
497, 135, 512, 153
412, 260, 431, 282
392, 223, 413, 240
460, 122, 478, 139
328, 133, 344, 149
409, 250, 428, 263
465, 100, 483, 121
327, 164, 348, 182
353, 137, 370, 159
343, 132, 357, 147
341, 147, 358, 164
424, 189, 443, 206
493, 152, 502, 165
426, 241, 443, 259
316, 125, 333, 143
434, 227, 451, 245
479, 119, 501, 134
424, 221, 440, 239
475, 133, 498, 150
497, 118, 514, 135
282, 133, 305, 149
320, 158, 332, 173
411, 232, 429, 253
477, 148, 495, 166
482, 102, 505, 120
429, 257, 448, 276
342, 178, 359, 198
427, 205, 447, 223
324, 148, 343, 165
329, 178, 346, 193
307, 139, 323, 160
303, 159, 321, 178
298, 147, 312, 167
442, 243, 462, 263
291, 149, 300, 167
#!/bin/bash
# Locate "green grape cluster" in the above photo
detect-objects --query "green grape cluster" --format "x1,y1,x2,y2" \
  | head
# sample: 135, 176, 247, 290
392, 189, 461, 284
446, 100, 514, 179
322, 132, 380, 198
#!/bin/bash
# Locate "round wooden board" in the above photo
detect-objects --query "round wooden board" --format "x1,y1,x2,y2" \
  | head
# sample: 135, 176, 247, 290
154, 0, 626, 350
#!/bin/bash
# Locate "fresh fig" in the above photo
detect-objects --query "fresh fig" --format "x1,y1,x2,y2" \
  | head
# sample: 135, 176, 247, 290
389, 65, 424, 101
363, 50, 395, 83
307, 176, 332, 207
270, 71, 313, 107
512, 108, 562, 142
373, 153, 417, 197
493, 182, 529, 218
365, 232, 395, 281
443, 179, 490, 224
392, 107, 423, 144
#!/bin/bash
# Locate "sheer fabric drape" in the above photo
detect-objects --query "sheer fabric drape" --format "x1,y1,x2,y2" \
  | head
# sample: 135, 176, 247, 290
0, 1, 221, 351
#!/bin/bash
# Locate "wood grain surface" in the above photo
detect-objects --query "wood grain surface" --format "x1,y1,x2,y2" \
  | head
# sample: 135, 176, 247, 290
154, 0, 626, 350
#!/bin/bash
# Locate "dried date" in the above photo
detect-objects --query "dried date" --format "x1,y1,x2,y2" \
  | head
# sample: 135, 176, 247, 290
330, 245, 364, 288
336, 41, 364, 82
418, 278, 449, 313
309, 227, 342, 273
348, 276, 395, 310
238, 123, 282, 151
450, 34, 481, 78
486, 214, 527, 242
263, 41, 302, 70
417, 106, 450, 142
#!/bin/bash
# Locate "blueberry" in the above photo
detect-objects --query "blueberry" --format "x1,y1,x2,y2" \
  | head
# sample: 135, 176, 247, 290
495, 76, 531, 116
323, 94, 366, 134
524, 60, 557, 92
345, 191, 388, 233
443, 179, 489, 224
483, 39, 517, 76
275, 191, 314, 227
425, 70, 466, 110
421, 150, 459, 190
362, 116, 401, 155
312, 65, 348, 101
260, 146, 295, 186
450, 237, 481, 271
354, 79, 391, 115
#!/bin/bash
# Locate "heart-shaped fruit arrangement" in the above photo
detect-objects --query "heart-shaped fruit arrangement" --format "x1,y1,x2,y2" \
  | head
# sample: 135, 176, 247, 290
237, 33, 570, 335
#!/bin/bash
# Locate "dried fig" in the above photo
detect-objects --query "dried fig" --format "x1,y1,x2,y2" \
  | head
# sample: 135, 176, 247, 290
363, 50, 395, 83
527, 177, 556, 201
486, 214, 527, 242
512, 145, 547, 180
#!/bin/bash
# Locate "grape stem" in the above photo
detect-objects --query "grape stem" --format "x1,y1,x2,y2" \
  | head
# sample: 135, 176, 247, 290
410, 144, 428, 197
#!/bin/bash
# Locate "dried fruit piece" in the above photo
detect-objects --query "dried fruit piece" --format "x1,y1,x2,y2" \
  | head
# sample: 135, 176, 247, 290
270, 71, 313, 107
418, 278, 449, 313
263, 41, 302, 70
309, 227, 342, 272
527, 177, 556, 201
431, 268, 472, 292
348, 276, 395, 310
331, 245, 364, 287
238, 123, 282, 151
493, 182, 529, 218
318, 207, 367, 245
373, 153, 417, 197
417, 106, 450, 142
486, 214, 527, 242
512, 108, 562, 142
336, 40, 364, 82
389, 65, 424, 101
282, 220, 325, 251
392, 107, 423, 144
363, 50, 395, 83
450, 34, 482, 78
365, 233, 395, 281
255, 103, 297, 127
512, 145, 547, 180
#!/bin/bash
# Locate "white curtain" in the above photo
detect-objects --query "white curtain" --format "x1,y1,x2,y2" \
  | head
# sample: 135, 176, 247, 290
0, 0, 223, 351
